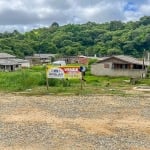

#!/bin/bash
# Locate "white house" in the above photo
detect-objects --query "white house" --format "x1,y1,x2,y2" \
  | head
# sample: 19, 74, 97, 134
0, 59, 21, 71
91, 55, 148, 77
0, 53, 30, 71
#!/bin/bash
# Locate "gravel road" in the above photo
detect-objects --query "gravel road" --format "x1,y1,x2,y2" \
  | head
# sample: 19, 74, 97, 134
0, 93, 150, 150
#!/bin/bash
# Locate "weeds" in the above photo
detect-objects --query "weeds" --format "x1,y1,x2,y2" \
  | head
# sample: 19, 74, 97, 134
0, 66, 149, 95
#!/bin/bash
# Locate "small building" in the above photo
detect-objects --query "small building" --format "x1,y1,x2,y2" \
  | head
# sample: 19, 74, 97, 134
0, 53, 21, 71
0, 53, 31, 71
58, 56, 78, 64
15, 59, 30, 68
52, 60, 66, 66
77, 55, 89, 65
25, 54, 56, 65
58, 55, 89, 65
0, 59, 21, 71
91, 55, 147, 77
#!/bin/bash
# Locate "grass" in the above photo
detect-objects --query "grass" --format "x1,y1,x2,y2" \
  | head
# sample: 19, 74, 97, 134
0, 65, 149, 95
0, 67, 46, 91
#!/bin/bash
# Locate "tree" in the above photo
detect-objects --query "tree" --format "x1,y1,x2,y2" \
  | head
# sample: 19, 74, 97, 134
51, 22, 59, 28
107, 48, 123, 56
139, 16, 150, 26
109, 21, 124, 31
0, 16, 150, 58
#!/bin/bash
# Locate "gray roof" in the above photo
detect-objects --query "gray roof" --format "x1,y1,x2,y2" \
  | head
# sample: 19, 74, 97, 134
0, 59, 21, 65
0, 53, 16, 59
115, 55, 143, 64
98, 56, 109, 61
14, 59, 29, 63
34, 54, 56, 58
97, 55, 145, 65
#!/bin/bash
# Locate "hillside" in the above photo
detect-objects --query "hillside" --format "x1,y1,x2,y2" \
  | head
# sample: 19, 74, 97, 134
0, 16, 150, 58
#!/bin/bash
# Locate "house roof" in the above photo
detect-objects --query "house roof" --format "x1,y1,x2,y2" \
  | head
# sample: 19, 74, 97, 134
0, 53, 16, 59
14, 59, 29, 63
0, 59, 21, 65
97, 55, 145, 65
78, 55, 87, 58
33, 54, 56, 58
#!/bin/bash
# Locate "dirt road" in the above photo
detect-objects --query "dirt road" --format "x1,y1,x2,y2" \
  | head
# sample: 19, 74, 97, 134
0, 92, 150, 150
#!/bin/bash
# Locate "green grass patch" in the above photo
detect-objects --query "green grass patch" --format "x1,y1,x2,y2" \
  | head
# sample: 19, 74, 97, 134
0, 66, 149, 95
0, 69, 46, 91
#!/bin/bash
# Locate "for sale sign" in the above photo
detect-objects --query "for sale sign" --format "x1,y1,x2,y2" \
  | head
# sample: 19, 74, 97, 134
46, 66, 82, 79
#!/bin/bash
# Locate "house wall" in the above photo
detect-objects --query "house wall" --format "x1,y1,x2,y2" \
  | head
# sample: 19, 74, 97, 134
91, 63, 145, 77
20, 62, 30, 68
78, 57, 88, 65
25, 57, 51, 66
0, 65, 21, 71
30, 58, 41, 65
58, 56, 78, 64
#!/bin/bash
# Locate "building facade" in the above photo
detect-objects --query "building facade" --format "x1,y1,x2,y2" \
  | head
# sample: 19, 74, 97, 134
91, 55, 147, 77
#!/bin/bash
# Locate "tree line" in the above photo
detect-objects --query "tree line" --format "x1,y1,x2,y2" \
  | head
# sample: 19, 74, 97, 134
0, 16, 150, 58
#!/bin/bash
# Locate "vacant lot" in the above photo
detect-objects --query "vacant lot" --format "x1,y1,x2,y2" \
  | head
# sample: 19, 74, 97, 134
0, 92, 150, 150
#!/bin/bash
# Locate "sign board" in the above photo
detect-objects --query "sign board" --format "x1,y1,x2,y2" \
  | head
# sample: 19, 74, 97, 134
46, 66, 82, 79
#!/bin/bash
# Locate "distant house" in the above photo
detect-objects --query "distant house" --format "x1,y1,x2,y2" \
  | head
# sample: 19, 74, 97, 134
91, 55, 148, 77
0, 59, 21, 71
77, 55, 89, 65
0, 53, 19, 71
15, 59, 30, 68
58, 56, 78, 64
57, 55, 89, 65
52, 60, 66, 66
25, 54, 56, 65
0, 53, 30, 71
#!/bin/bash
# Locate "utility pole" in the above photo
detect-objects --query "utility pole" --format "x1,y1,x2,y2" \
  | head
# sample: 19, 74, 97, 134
142, 49, 146, 78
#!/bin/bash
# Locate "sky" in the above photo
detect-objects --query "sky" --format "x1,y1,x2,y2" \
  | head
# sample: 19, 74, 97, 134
0, 0, 150, 32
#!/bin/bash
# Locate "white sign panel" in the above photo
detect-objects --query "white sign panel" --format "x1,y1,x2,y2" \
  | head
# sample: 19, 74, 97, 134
47, 67, 64, 79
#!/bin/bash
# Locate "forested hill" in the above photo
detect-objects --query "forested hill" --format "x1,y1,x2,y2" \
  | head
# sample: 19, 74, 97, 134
0, 16, 150, 58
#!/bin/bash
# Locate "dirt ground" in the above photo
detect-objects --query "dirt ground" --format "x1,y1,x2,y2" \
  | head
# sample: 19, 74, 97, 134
0, 91, 150, 150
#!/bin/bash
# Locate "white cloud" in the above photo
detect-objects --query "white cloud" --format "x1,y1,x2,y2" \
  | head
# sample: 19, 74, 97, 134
0, 0, 149, 32
139, 0, 150, 15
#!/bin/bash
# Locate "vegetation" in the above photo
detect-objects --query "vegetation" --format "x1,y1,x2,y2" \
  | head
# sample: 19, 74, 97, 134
0, 67, 46, 91
0, 17, 150, 95
0, 66, 149, 95
0, 16, 150, 58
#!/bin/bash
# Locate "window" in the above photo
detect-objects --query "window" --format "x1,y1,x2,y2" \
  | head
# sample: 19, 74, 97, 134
104, 64, 110, 68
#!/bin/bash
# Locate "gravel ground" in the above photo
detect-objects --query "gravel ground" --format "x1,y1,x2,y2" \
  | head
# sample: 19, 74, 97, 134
0, 92, 150, 150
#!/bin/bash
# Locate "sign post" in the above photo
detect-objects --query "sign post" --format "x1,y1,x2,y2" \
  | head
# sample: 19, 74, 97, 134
80, 76, 83, 90
79, 66, 86, 90
46, 66, 49, 90
46, 65, 83, 89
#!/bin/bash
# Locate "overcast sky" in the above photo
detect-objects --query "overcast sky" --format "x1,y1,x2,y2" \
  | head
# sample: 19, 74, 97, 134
0, 0, 150, 32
